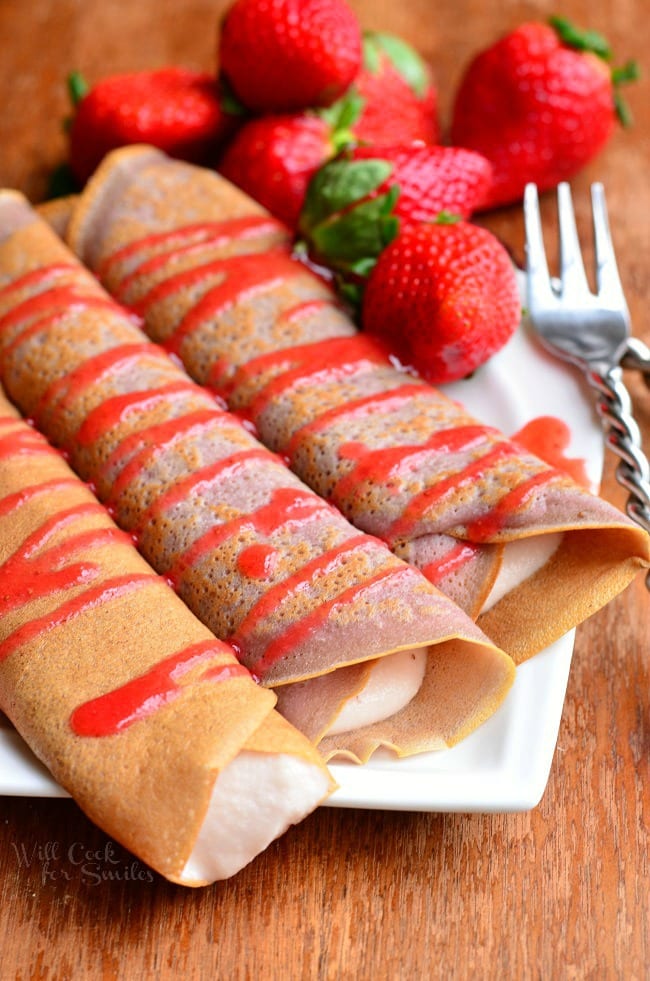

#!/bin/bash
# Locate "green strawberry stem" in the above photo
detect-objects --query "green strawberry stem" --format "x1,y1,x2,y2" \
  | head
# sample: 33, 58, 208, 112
67, 71, 89, 106
548, 16, 611, 59
612, 60, 641, 126
317, 91, 364, 151
362, 31, 429, 98
549, 16, 640, 127
218, 78, 249, 117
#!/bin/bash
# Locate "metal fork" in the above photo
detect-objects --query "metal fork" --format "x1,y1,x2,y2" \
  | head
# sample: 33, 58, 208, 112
524, 181, 650, 546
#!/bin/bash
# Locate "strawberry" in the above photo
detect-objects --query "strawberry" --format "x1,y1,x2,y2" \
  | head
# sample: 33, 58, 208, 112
361, 219, 521, 384
298, 144, 493, 279
342, 31, 439, 146
450, 17, 639, 209
68, 67, 236, 184
218, 0, 362, 112
218, 114, 336, 229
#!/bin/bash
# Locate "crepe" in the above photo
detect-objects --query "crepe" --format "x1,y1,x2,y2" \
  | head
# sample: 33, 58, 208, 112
0, 190, 514, 763
0, 388, 334, 885
64, 146, 650, 663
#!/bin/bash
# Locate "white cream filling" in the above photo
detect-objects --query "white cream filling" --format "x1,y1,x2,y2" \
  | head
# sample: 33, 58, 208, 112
327, 647, 428, 736
180, 750, 330, 885
480, 533, 564, 613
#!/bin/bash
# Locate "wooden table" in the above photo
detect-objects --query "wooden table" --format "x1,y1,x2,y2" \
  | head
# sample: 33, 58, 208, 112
1, 1, 648, 976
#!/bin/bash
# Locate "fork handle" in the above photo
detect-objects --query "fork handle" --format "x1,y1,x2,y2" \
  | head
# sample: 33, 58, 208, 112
620, 337, 650, 392
586, 363, 650, 585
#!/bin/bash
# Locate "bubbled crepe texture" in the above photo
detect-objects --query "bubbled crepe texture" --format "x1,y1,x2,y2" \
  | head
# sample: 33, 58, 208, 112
0, 192, 514, 763
62, 146, 650, 664
0, 390, 334, 885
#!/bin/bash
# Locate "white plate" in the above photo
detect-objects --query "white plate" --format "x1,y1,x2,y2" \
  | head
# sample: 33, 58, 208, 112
0, 301, 603, 811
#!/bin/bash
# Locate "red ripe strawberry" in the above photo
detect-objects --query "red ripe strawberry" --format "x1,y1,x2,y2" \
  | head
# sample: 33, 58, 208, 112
68, 67, 236, 184
361, 219, 521, 384
299, 145, 493, 279
218, 114, 336, 229
218, 0, 362, 112
348, 31, 439, 145
451, 18, 639, 209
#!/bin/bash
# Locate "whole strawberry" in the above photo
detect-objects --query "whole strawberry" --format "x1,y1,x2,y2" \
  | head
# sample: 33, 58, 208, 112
361, 219, 521, 384
218, 0, 362, 112
218, 114, 336, 228
347, 31, 439, 145
451, 17, 639, 209
68, 67, 236, 184
299, 145, 493, 278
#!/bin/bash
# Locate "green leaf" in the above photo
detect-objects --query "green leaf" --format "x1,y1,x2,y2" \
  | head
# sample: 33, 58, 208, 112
46, 162, 79, 199
310, 192, 400, 269
67, 71, 89, 106
362, 32, 382, 75
218, 78, 249, 117
319, 90, 364, 132
301, 159, 393, 230
338, 280, 365, 310
367, 31, 429, 97
435, 211, 462, 225
611, 60, 640, 127
548, 16, 611, 60
611, 59, 640, 85
613, 90, 633, 127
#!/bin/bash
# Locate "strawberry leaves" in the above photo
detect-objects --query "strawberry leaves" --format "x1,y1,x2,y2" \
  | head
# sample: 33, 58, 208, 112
362, 31, 430, 97
299, 158, 400, 277
548, 16, 640, 128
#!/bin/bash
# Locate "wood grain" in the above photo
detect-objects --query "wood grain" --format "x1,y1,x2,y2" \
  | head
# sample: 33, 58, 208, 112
0, 1, 648, 977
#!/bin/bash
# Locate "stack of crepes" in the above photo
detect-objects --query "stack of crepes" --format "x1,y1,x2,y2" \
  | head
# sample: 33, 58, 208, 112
60, 146, 650, 663
0, 387, 334, 886
0, 190, 514, 771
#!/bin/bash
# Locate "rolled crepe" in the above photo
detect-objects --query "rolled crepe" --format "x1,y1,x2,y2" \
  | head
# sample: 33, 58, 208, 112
65, 146, 650, 663
0, 389, 333, 885
0, 190, 514, 762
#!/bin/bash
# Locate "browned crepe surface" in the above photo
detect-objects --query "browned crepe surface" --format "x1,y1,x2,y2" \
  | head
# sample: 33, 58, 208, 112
64, 147, 650, 663
0, 390, 335, 884
0, 190, 515, 760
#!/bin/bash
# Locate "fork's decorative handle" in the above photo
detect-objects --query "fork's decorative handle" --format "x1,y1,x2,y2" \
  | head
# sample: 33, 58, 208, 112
586, 363, 650, 583
621, 337, 650, 387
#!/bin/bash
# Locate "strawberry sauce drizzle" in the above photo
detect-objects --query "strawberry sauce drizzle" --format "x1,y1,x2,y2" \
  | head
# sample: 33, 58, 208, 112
283, 383, 428, 461
332, 425, 497, 505
0, 573, 156, 665
512, 416, 590, 488
0, 263, 77, 300
236, 544, 279, 580
247, 564, 410, 677
0, 428, 50, 458
32, 341, 161, 424
167, 487, 330, 584
465, 471, 560, 540
75, 380, 199, 447
0, 260, 412, 688
102, 409, 228, 505
0, 478, 81, 519
134, 250, 303, 356
109, 217, 287, 301
231, 533, 376, 652
69, 640, 249, 737
0, 291, 119, 373
388, 442, 519, 543
421, 542, 482, 585
0, 423, 247, 737
134, 447, 277, 538
98, 217, 287, 283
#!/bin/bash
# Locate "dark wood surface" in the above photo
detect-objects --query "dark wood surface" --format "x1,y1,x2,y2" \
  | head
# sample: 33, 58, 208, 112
1, 1, 648, 976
